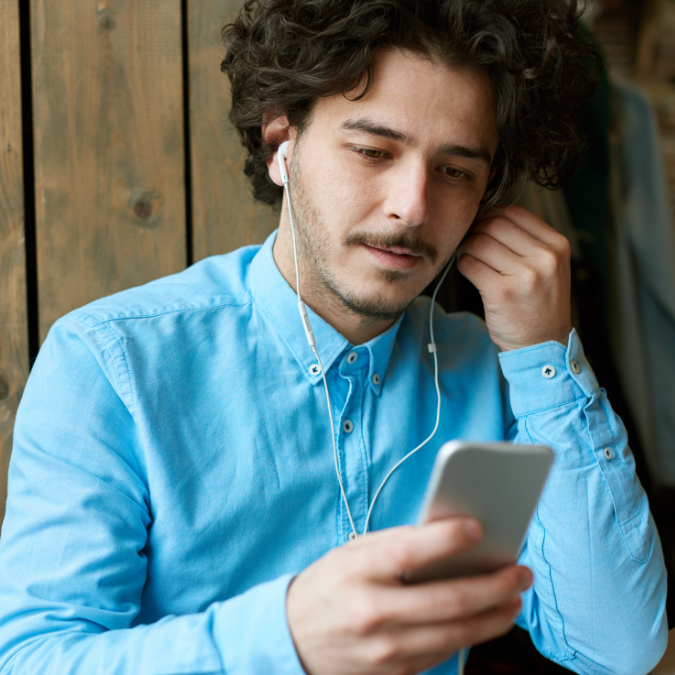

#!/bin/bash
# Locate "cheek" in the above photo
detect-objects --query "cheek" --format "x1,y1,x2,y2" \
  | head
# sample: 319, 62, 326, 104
319, 164, 383, 225
431, 192, 480, 247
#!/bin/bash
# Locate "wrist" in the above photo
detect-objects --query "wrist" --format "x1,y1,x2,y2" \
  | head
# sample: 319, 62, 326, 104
494, 325, 572, 353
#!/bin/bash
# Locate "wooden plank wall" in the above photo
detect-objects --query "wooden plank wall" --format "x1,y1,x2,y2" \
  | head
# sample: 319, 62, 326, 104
0, 0, 29, 527
0, 0, 279, 527
188, 0, 278, 261
30, 0, 187, 342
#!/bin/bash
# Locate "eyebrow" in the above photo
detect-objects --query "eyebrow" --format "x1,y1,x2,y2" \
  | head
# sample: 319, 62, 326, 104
338, 117, 493, 168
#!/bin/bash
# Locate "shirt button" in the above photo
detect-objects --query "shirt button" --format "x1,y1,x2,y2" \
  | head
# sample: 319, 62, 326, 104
343, 420, 354, 433
604, 447, 613, 460
542, 365, 556, 379
348, 531, 358, 541
571, 360, 581, 374
372, 373, 380, 385
347, 352, 358, 365
309, 364, 320, 376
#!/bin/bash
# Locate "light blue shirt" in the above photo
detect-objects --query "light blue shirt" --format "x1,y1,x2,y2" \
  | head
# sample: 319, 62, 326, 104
0, 231, 667, 674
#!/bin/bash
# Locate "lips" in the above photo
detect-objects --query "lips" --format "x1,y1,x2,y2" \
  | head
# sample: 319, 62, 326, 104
378, 246, 421, 257
363, 244, 422, 270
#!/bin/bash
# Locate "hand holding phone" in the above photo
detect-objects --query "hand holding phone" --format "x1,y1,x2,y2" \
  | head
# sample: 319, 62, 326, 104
286, 516, 532, 675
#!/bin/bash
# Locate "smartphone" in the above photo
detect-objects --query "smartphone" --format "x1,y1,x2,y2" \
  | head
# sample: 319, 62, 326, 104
405, 440, 554, 583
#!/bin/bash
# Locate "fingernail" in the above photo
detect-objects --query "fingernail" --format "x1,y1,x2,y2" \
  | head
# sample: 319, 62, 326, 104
464, 519, 482, 540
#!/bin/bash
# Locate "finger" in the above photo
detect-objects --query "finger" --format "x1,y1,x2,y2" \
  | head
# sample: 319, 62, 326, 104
458, 233, 523, 276
354, 519, 483, 581
474, 204, 567, 250
362, 596, 522, 671
377, 564, 533, 626
469, 216, 552, 260
455, 252, 503, 291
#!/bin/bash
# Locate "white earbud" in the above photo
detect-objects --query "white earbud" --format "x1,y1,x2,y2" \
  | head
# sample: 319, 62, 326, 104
277, 141, 290, 185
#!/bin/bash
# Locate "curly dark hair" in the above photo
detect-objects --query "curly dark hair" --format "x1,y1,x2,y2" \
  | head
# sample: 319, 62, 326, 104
221, 0, 602, 209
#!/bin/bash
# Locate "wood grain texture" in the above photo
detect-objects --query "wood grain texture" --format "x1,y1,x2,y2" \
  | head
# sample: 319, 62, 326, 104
188, 0, 279, 262
31, 0, 187, 341
0, 0, 29, 527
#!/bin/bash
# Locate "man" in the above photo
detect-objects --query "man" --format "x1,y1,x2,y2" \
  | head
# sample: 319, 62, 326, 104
0, 1, 667, 674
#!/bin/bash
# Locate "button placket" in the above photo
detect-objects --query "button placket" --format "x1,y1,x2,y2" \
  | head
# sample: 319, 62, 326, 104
335, 362, 369, 541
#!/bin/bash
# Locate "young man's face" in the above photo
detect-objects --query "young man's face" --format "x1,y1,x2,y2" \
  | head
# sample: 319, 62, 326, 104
272, 48, 499, 324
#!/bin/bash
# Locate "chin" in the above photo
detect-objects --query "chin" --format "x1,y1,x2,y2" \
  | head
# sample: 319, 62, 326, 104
334, 284, 420, 322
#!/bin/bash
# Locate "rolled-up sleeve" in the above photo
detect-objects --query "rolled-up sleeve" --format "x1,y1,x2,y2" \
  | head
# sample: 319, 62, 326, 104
500, 329, 668, 675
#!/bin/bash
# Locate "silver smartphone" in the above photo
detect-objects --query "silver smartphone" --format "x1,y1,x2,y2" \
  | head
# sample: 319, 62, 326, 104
405, 440, 554, 584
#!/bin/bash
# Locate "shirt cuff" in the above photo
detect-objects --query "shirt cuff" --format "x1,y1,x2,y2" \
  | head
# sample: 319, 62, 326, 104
213, 573, 305, 675
498, 329, 599, 417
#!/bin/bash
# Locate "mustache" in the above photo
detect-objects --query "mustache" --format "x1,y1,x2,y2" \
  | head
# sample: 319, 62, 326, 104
345, 231, 439, 265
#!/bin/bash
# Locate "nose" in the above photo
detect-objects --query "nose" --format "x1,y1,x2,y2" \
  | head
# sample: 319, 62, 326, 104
382, 158, 430, 229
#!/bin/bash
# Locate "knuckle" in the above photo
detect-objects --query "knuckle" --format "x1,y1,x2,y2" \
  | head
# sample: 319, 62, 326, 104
521, 266, 539, 290
350, 595, 384, 636
491, 282, 511, 305
447, 586, 472, 616
540, 246, 559, 272
489, 216, 509, 231
557, 235, 572, 258
366, 635, 402, 667
383, 539, 413, 573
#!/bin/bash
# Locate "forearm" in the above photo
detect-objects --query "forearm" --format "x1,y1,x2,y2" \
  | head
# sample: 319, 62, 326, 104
501, 331, 667, 674
0, 574, 299, 675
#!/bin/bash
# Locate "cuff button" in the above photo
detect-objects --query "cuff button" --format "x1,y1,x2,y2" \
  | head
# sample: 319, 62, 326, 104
542, 365, 556, 379
604, 447, 614, 460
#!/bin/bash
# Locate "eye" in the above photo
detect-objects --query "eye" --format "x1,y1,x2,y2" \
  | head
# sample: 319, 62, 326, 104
351, 147, 387, 161
443, 167, 468, 180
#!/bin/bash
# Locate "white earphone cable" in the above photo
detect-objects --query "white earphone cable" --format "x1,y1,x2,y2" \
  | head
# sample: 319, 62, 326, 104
362, 255, 454, 535
278, 142, 454, 539
279, 144, 356, 533
458, 646, 466, 675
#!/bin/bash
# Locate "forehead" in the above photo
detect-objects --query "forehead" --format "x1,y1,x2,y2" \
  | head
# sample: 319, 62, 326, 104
309, 48, 499, 155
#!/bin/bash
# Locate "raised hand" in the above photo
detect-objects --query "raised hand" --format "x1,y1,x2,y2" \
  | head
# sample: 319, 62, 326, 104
457, 204, 572, 352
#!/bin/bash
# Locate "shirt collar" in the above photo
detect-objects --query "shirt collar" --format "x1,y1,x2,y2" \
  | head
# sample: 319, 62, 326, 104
249, 231, 402, 395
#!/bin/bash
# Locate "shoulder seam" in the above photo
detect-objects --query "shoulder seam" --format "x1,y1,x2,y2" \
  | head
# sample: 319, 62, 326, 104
76, 298, 253, 329
92, 322, 138, 416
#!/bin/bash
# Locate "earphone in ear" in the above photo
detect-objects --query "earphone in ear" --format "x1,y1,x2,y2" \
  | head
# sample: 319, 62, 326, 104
276, 140, 315, 348
277, 141, 290, 186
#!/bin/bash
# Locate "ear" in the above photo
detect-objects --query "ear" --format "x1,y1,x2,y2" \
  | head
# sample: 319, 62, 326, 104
263, 113, 296, 187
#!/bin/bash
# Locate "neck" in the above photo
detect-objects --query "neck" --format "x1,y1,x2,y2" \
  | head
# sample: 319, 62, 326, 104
272, 221, 397, 346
